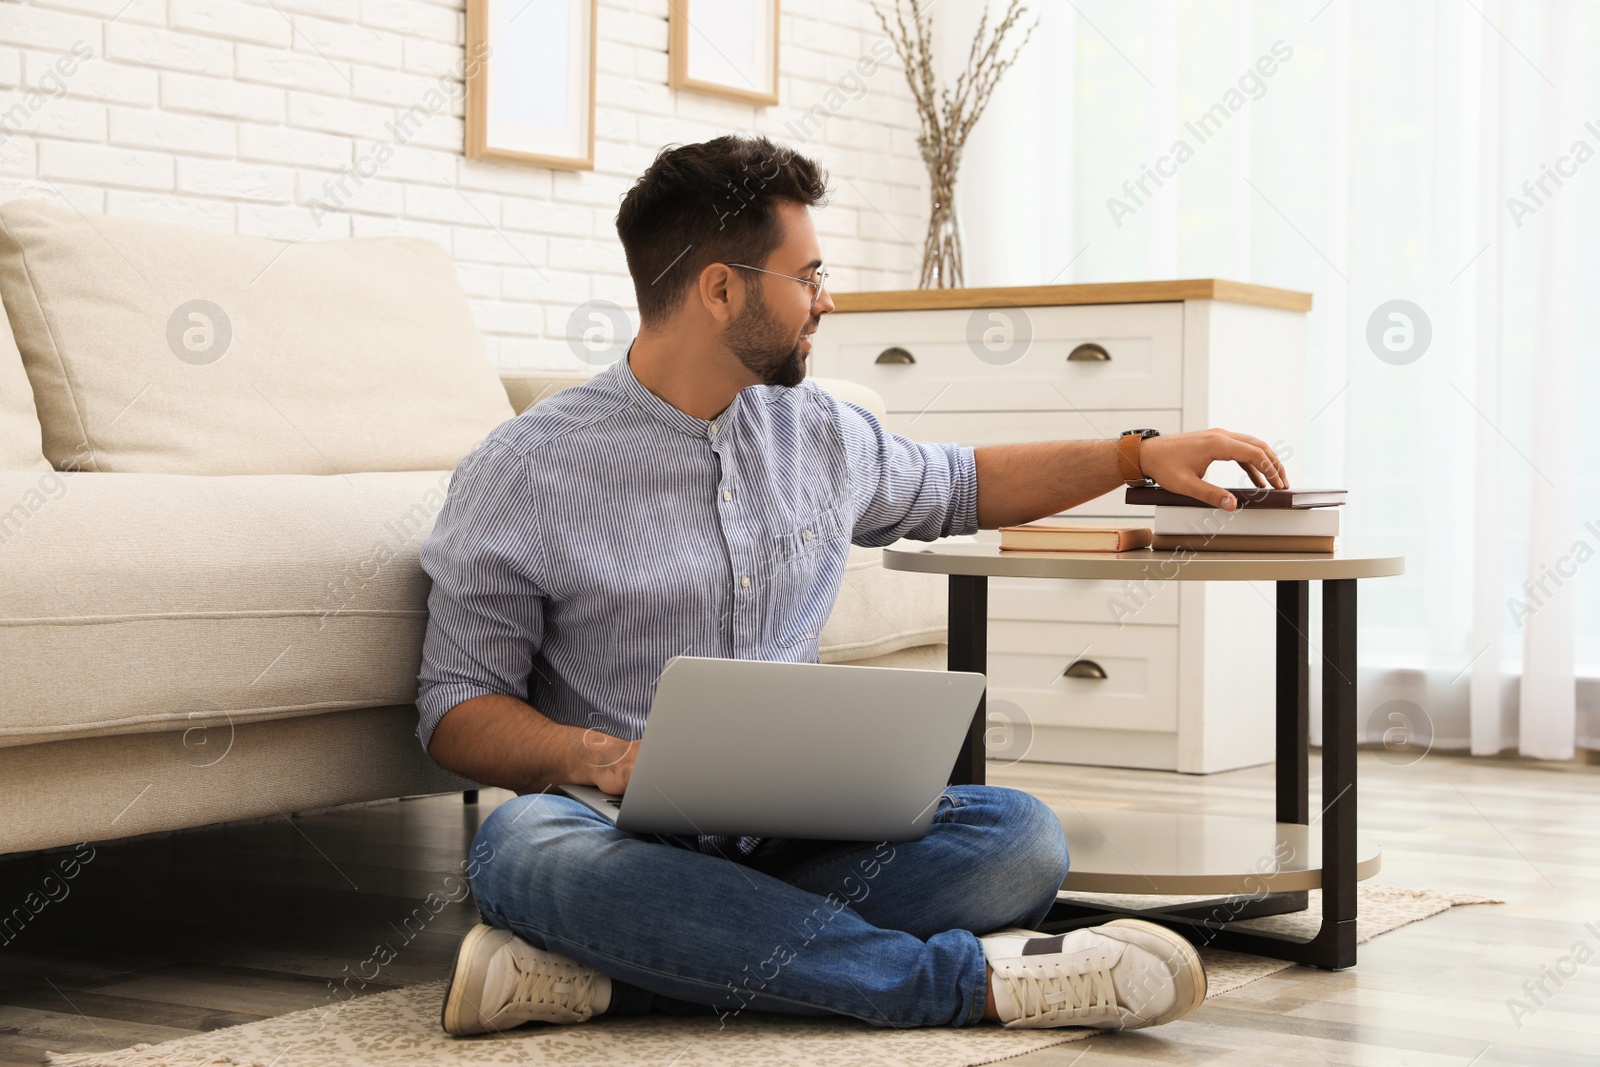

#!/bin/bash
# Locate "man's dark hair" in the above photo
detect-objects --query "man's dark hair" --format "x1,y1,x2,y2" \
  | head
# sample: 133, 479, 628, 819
616, 135, 830, 325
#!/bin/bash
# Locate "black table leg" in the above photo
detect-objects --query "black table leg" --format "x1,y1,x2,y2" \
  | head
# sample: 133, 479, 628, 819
1276, 580, 1310, 824
1252, 579, 1313, 921
947, 574, 988, 786
1312, 577, 1359, 968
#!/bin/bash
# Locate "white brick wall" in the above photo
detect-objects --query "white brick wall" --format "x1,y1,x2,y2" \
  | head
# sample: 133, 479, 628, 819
0, 0, 927, 368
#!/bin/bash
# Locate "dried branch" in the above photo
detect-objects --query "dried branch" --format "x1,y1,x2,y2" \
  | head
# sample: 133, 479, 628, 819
871, 0, 1037, 287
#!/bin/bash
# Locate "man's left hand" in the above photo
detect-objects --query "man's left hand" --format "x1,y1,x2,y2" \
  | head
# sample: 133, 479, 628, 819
1138, 429, 1290, 511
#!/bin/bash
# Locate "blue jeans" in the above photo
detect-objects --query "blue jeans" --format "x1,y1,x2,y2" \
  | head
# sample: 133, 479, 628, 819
468, 784, 1070, 1028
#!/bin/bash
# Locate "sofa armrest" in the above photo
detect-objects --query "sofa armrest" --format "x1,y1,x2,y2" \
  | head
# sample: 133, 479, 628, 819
499, 369, 891, 424
498, 370, 594, 415
809, 375, 887, 422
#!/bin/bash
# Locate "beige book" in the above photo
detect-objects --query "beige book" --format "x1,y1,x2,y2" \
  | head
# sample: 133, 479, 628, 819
999, 524, 1153, 552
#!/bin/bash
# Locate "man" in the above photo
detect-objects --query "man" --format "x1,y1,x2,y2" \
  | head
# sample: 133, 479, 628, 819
416, 135, 1289, 1034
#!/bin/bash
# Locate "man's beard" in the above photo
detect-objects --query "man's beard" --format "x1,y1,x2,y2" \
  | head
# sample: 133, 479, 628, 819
724, 284, 814, 388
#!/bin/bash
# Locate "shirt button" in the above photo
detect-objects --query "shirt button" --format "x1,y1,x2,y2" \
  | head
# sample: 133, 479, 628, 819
709, 423, 718, 435
740, 575, 751, 588
803, 529, 813, 541
722, 488, 732, 501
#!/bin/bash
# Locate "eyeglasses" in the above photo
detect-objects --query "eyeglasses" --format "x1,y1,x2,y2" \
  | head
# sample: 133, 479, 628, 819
726, 262, 829, 314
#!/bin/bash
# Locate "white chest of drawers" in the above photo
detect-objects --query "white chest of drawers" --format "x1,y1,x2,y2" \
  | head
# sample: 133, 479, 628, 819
808, 280, 1313, 773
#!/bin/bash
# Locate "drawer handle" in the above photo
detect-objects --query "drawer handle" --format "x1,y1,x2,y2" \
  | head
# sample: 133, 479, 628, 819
875, 346, 916, 364
1063, 659, 1108, 680
1067, 343, 1111, 362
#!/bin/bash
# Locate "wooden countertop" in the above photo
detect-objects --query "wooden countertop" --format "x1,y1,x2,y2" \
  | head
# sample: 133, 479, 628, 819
831, 279, 1313, 314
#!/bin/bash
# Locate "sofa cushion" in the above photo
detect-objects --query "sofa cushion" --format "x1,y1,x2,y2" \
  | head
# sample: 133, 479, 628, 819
821, 542, 948, 664
496, 371, 885, 421
0, 469, 453, 747
0, 199, 514, 475
0, 469, 947, 748
0, 311, 48, 471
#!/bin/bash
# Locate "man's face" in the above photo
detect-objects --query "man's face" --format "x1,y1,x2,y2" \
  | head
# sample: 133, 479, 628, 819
722, 201, 834, 388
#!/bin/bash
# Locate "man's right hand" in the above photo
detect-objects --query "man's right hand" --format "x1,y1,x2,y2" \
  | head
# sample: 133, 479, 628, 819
577, 730, 638, 796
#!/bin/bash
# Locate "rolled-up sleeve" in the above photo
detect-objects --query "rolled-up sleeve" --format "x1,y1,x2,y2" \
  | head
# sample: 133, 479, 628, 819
415, 440, 546, 753
831, 393, 980, 546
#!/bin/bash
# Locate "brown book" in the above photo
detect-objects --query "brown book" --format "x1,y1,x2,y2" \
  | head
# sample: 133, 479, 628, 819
1127, 486, 1347, 509
1000, 524, 1153, 552
1152, 533, 1336, 553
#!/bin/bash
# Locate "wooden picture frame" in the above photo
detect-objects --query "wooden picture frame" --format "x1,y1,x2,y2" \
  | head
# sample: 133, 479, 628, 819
669, 0, 780, 107
465, 0, 596, 169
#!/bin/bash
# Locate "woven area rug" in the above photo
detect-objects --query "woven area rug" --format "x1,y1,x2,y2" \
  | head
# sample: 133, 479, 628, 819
48, 885, 1499, 1067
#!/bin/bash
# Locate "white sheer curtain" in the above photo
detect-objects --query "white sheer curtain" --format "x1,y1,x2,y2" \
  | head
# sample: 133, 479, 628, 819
942, 0, 1599, 758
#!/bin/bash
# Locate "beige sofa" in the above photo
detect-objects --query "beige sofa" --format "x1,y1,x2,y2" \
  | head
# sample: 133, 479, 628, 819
0, 200, 951, 857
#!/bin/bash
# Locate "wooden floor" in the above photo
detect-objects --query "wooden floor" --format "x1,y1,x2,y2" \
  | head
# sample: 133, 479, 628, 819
0, 750, 1595, 1065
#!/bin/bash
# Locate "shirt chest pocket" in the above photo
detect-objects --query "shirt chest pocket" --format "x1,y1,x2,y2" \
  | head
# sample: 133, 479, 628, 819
765, 504, 848, 648
771, 504, 847, 566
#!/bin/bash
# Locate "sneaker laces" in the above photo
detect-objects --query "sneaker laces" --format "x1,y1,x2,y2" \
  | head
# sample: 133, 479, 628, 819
509, 952, 594, 1016
999, 952, 1118, 1024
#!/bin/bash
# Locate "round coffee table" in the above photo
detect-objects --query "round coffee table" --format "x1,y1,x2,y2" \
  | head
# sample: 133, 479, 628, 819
883, 543, 1404, 970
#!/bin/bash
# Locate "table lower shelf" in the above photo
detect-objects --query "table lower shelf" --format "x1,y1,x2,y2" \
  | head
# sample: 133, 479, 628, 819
1044, 810, 1380, 968
1056, 809, 1382, 894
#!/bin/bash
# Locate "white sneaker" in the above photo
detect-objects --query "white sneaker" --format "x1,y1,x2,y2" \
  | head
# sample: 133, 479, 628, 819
440, 923, 612, 1036
980, 919, 1206, 1030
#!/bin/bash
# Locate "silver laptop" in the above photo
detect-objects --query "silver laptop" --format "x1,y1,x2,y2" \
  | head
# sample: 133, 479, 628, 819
557, 656, 986, 842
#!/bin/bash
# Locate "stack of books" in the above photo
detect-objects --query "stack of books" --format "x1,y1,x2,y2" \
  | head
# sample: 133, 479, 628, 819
995, 487, 1349, 554
1126, 485, 1347, 552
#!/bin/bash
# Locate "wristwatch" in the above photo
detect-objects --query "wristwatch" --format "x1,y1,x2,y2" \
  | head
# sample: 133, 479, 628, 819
1118, 428, 1159, 488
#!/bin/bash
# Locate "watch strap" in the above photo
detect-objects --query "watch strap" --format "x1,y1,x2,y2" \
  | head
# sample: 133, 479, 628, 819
1118, 431, 1147, 487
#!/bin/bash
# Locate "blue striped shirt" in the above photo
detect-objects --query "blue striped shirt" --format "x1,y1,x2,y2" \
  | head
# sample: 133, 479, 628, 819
415, 351, 979, 858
